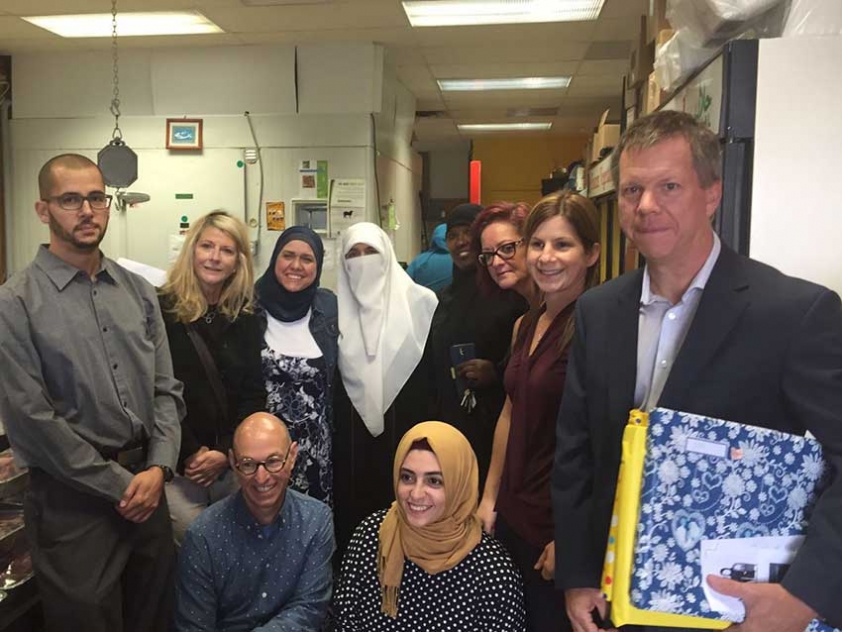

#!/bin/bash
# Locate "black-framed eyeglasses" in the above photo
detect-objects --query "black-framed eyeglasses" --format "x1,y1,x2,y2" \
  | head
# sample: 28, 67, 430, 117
234, 444, 292, 476
478, 239, 523, 267
43, 193, 113, 212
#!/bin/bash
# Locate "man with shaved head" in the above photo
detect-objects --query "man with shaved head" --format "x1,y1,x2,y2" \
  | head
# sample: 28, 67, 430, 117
175, 412, 334, 632
0, 153, 183, 631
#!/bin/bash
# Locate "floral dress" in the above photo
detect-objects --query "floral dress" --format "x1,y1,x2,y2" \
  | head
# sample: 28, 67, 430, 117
262, 345, 332, 505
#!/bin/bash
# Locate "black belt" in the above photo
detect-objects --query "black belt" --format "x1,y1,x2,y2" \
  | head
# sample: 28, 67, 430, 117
99, 441, 148, 473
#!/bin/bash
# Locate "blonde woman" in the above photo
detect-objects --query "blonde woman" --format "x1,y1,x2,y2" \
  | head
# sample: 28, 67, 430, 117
159, 210, 266, 543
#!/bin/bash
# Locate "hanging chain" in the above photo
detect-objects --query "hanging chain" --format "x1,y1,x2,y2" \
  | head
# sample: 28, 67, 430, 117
109, 0, 122, 141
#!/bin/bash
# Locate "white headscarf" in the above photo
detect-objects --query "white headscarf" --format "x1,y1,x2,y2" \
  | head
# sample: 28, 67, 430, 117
337, 223, 438, 436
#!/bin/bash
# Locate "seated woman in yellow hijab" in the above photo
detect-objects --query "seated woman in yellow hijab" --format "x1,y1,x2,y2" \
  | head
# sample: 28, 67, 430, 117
334, 421, 525, 631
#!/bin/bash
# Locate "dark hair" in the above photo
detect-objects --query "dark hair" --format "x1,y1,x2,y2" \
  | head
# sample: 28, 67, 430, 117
38, 154, 101, 199
409, 438, 433, 452
521, 190, 601, 352
610, 110, 721, 190
470, 201, 531, 296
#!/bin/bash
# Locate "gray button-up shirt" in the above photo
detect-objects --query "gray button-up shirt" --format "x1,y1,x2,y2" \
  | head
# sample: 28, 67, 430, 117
0, 246, 184, 503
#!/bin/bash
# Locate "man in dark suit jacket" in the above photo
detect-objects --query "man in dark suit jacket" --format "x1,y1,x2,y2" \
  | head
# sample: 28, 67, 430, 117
553, 110, 842, 632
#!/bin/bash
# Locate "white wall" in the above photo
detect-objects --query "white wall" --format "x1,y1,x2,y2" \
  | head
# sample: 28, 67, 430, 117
4, 42, 422, 289
373, 62, 422, 264
751, 36, 842, 295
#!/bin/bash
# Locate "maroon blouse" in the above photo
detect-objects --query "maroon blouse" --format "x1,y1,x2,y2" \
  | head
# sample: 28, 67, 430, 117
496, 306, 572, 550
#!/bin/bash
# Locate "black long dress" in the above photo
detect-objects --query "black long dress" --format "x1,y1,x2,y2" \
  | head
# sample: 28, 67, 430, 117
332, 363, 432, 563
427, 265, 527, 487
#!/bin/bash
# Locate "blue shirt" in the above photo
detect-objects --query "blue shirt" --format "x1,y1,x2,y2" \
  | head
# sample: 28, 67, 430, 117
175, 489, 335, 632
406, 224, 453, 292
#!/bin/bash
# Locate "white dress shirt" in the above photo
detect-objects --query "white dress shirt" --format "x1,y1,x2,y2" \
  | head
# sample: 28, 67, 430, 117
634, 232, 722, 410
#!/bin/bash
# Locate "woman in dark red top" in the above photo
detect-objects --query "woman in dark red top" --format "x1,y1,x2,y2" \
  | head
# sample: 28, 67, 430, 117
477, 191, 600, 632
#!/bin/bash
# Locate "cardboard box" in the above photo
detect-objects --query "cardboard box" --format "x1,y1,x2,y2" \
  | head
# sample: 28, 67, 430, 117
647, 0, 669, 43
629, 15, 655, 87
644, 71, 664, 115
583, 136, 594, 166
592, 109, 620, 163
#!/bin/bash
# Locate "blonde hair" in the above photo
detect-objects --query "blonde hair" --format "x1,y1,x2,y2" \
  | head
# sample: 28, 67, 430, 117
161, 211, 255, 324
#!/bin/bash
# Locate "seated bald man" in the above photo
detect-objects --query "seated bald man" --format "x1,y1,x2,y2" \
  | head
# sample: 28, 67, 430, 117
175, 412, 334, 632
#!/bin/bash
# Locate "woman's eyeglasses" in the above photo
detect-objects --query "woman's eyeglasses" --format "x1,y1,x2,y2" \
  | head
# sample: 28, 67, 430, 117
477, 239, 523, 267
234, 444, 292, 476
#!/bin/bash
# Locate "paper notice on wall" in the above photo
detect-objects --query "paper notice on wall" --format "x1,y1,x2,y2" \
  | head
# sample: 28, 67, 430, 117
330, 178, 366, 207
266, 201, 286, 231
329, 178, 366, 239
299, 159, 318, 199
316, 160, 329, 199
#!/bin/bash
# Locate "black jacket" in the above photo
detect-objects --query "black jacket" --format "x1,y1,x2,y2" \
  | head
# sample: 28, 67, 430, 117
159, 294, 266, 470
553, 245, 842, 626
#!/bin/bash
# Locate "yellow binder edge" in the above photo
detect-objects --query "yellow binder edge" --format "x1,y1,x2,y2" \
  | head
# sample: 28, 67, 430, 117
605, 410, 729, 629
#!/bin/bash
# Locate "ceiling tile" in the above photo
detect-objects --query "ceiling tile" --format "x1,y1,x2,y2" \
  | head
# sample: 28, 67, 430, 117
395, 64, 437, 91
584, 40, 631, 60
413, 21, 597, 47
577, 58, 629, 75
415, 95, 446, 110
592, 17, 644, 41
597, 0, 650, 20
0, 16, 59, 38
204, 3, 406, 33
2, 0, 646, 134
422, 41, 589, 66
239, 27, 411, 44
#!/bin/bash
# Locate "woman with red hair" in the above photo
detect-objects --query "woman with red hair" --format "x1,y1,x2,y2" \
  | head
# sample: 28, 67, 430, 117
473, 202, 540, 307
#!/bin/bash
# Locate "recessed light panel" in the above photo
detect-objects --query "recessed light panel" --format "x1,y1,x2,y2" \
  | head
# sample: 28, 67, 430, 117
403, 0, 605, 27
439, 77, 571, 91
22, 12, 223, 38
458, 122, 553, 132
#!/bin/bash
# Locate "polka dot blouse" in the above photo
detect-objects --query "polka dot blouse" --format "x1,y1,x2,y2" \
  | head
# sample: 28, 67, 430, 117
334, 509, 526, 632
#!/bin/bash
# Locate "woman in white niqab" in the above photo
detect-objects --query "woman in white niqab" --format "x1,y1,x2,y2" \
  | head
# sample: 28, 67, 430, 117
337, 222, 438, 437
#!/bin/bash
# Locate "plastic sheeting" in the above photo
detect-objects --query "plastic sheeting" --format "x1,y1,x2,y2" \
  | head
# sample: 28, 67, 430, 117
667, 0, 787, 46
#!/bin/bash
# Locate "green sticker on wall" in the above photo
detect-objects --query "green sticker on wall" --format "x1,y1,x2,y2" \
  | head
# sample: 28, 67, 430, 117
175, 193, 194, 200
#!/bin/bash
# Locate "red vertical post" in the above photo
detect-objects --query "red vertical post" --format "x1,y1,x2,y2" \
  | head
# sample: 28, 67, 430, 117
469, 160, 482, 205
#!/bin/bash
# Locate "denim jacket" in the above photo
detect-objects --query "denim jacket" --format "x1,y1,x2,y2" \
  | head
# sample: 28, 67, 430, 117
257, 288, 339, 428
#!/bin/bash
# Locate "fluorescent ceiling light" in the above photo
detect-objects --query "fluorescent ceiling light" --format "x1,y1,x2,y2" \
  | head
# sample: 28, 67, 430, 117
439, 77, 570, 91
458, 122, 553, 132
403, 0, 605, 27
22, 11, 223, 38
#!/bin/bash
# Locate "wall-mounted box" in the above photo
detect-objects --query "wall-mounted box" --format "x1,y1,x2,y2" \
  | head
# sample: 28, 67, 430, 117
290, 199, 329, 235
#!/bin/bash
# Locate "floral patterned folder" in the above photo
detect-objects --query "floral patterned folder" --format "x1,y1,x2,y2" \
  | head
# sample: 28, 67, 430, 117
630, 407, 838, 631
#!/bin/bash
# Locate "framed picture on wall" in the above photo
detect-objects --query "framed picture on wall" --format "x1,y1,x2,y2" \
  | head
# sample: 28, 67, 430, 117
166, 118, 203, 150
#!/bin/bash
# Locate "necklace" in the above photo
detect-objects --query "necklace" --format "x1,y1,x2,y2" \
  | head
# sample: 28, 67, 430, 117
203, 306, 218, 325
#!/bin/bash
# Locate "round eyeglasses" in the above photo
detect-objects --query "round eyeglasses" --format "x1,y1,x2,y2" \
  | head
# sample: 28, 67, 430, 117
43, 193, 113, 212
234, 444, 292, 476
477, 239, 523, 267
